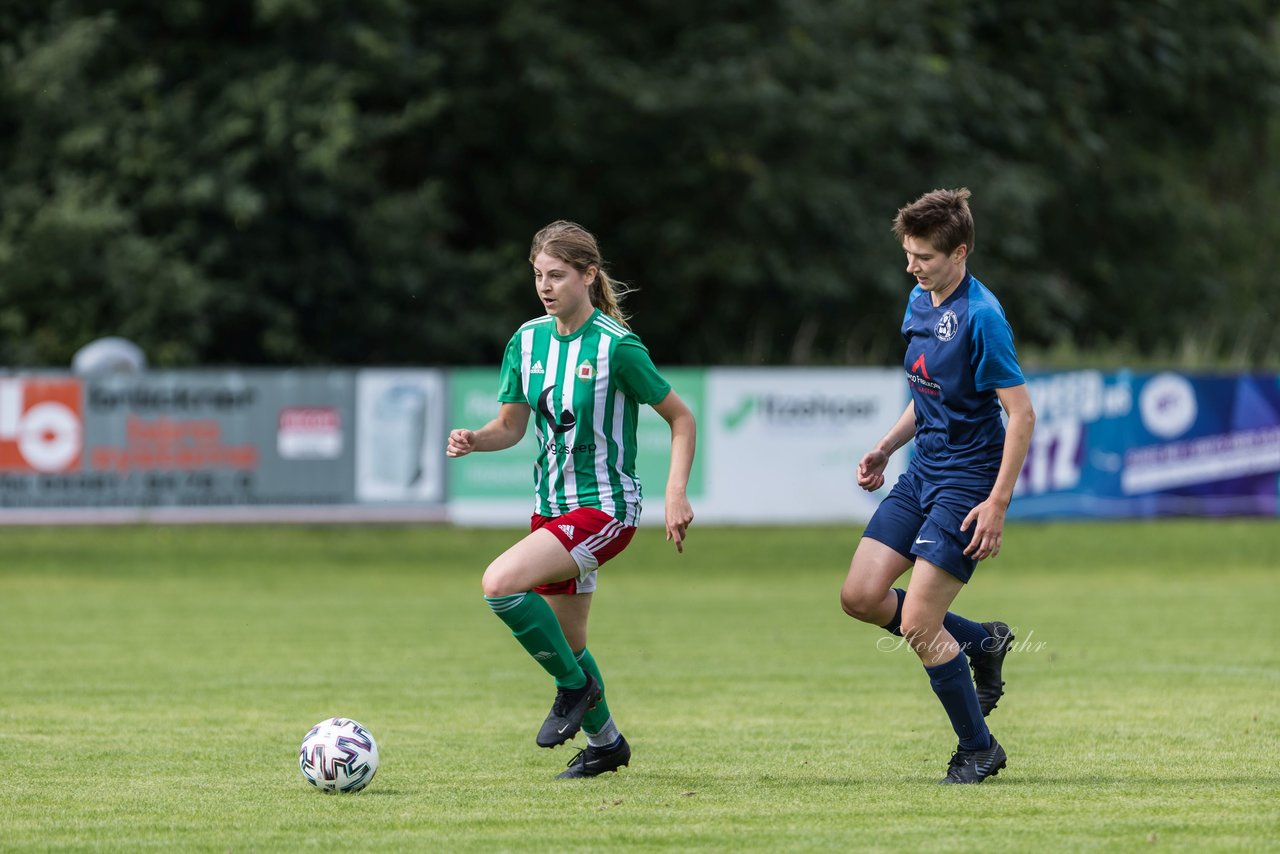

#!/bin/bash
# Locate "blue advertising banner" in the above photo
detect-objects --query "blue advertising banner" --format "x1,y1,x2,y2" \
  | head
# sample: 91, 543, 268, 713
1012, 371, 1280, 519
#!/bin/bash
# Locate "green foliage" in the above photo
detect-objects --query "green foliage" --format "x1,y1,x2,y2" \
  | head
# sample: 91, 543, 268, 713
1, 521, 1278, 849
0, 1, 1276, 367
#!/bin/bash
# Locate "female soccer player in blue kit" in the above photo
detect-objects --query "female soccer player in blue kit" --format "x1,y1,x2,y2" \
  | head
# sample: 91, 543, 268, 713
448, 221, 696, 779
840, 188, 1036, 784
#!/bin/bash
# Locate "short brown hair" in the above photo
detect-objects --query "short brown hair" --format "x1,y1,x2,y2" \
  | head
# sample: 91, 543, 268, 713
891, 188, 974, 255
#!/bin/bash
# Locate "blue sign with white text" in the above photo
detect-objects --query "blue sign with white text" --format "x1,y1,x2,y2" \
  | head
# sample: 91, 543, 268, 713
1010, 371, 1280, 519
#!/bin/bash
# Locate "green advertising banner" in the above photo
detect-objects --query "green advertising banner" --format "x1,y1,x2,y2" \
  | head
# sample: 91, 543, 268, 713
447, 367, 705, 521
447, 368, 540, 500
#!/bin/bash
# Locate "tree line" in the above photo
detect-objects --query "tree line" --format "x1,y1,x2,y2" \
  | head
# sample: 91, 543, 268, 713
1, 0, 1276, 369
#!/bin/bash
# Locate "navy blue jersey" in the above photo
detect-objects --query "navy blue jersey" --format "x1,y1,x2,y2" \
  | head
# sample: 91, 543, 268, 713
901, 273, 1024, 480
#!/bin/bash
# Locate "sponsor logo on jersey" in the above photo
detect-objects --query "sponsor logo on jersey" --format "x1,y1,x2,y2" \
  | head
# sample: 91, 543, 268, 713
530, 360, 545, 375
912, 354, 930, 379
542, 440, 598, 455
908, 353, 942, 396
934, 310, 959, 341
537, 386, 577, 434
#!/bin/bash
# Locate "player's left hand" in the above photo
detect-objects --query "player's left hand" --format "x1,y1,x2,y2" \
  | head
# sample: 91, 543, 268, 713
665, 490, 694, 554
961, 498, 1006, 560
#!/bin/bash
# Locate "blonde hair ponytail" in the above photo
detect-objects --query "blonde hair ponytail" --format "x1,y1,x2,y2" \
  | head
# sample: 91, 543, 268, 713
530, 220, 633, 327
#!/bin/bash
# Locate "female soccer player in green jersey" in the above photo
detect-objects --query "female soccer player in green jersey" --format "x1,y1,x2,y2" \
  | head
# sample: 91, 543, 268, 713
447, 220, 697, 779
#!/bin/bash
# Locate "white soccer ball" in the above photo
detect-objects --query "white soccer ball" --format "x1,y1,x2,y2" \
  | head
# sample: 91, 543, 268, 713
299, 717, 380, 793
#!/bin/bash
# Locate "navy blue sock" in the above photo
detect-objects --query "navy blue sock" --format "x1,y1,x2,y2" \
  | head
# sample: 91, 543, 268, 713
880, 588, 991, 662
880, 588, 907, 635
925, 652, 991, 751
945, 613, 992, 663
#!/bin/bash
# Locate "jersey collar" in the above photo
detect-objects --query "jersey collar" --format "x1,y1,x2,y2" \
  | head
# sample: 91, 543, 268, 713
552, 307, 601, 341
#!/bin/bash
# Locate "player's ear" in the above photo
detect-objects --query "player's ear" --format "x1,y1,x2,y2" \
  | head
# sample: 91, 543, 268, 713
951, 244, 969, 263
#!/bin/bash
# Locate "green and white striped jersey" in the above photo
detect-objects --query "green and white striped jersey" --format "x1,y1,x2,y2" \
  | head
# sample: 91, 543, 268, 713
497, 309, 672, 524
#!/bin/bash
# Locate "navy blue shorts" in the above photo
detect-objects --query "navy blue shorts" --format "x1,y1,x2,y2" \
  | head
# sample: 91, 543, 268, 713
861, 468, 993, 583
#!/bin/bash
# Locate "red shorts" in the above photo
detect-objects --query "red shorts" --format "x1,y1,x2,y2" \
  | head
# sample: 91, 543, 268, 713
530, 507, 636, 595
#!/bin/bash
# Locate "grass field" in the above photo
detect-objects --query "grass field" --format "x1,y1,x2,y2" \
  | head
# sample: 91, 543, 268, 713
1, 520, 1277, 852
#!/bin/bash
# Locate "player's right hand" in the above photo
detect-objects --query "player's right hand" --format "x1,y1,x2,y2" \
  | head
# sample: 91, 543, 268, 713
856, 450, 887, 492
446, 428, 476, 458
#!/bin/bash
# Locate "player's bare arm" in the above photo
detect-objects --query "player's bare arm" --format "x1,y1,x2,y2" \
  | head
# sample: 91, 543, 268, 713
652, 390, 696, 553
447, 402, 531, 457
962, 384, 1036, 559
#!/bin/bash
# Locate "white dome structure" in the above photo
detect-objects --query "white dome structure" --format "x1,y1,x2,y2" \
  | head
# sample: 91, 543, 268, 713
71, 337, 147, 375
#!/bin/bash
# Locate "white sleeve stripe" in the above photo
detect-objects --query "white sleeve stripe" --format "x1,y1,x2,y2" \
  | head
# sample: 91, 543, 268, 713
593, 316, 629, 337
518, 316, 554, 332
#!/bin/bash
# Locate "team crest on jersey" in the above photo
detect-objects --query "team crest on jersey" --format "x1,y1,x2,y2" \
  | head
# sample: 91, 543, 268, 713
934, 310, 959, 342
576, 361, 594, 381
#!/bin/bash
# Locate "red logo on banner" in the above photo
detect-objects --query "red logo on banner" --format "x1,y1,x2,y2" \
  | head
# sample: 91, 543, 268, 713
0, 378, 85, 472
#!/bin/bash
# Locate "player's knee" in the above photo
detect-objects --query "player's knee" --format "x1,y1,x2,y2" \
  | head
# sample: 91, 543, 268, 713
839, 586, 879, 623
481, 560, 521, 598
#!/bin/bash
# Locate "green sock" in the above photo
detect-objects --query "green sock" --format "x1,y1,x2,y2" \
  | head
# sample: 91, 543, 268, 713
485, 593, 585, 688
575, 647, 613, 734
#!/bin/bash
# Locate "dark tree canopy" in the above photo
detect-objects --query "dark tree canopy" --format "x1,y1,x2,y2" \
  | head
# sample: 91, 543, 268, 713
1, 0, 1276, 368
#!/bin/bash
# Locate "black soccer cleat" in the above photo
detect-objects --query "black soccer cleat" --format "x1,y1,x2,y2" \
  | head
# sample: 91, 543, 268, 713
939, 736, 1007, 784
971, 621, 1014, 717
556, 735, 632, 778
536, 673, 602, 748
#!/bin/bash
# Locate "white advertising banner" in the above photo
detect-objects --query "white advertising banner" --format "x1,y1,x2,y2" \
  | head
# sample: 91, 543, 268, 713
356, 370, 447, 504
700, 368, 907, 523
